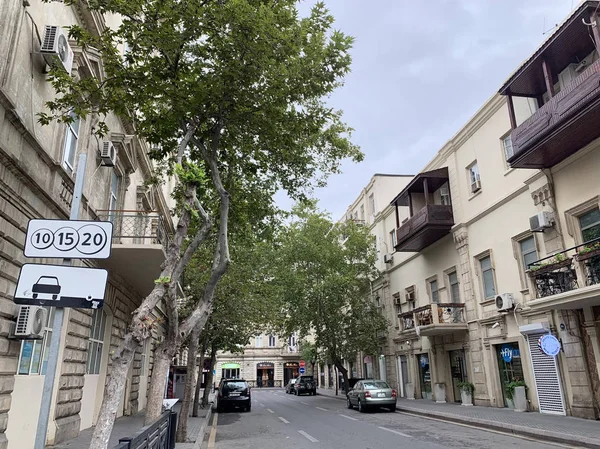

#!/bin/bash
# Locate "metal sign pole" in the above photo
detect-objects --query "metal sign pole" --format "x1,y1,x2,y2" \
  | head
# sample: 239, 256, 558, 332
34, 153, 87, 449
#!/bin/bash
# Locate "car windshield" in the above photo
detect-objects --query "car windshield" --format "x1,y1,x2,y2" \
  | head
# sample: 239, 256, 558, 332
363, 381, 389, 390
224, 381, 247, 391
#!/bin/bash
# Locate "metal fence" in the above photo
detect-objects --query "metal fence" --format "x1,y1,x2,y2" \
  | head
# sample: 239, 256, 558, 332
96, 210, 170, 250
112, 410, 177, 449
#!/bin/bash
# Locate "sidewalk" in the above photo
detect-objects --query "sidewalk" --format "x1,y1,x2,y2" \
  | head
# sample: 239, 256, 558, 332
317, 388, 600, 448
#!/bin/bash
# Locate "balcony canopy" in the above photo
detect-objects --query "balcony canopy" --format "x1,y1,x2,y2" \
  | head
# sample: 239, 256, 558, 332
499, 1, 599, 97
390, 167, 449, 207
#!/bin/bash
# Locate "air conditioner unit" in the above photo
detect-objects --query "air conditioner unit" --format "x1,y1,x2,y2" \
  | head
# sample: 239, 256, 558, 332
471, 179, 481, 193
383, 254, 393, 264
529, 211, 554, 232
13, 306, 47, 339
495, 293, 514, 312
40, 25, 74, 74
100, 141, 117, 167
405, 291, 415, 302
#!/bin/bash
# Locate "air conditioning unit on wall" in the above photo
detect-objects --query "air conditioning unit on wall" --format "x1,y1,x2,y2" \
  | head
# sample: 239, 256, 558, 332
496, 293, 514, 312
383, 254, 393, 264
529, 211, 554, 232
12, 306, 47, 339
100, 141, 117, 166
41, 25, 74, 74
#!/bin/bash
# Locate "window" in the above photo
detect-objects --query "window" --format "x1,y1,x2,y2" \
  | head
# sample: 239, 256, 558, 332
502, 134, 514, 160
86, 309, 106, 375
480, 255, 496, 299
108, 170, 120, 223
18, 307, 55, 375
222, 368, 240, 379
468, 162, 481, 192
255, 335, 263, 348
63, 112, 80, 170
520, 236, 538, 270
268, 335, 276, 347
429, 279, 439, 303
448, 271, 460, 302
579, 209, 600, 242
360, 205, 365, 221
288, 334, 297, 352
369, 194, 375, 215
390, 230, 397, 249
139, 339, 149, 376
440, 184, 451, 206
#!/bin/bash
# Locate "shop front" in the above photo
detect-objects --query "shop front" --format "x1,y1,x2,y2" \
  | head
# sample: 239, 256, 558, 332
283, 362, 299, 386
449, 349, 468, 403
495, 342, 524, 408
417, 353, 432, 400
222, 362, 241, 379
256, 362, 275, 387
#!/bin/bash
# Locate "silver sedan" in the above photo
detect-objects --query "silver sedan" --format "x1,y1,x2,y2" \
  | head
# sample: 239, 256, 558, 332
346, 379, 397, 412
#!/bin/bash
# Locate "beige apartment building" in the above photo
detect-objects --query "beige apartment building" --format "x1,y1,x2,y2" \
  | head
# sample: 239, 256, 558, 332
347, 1, 600, 420
0, 1, 175, 448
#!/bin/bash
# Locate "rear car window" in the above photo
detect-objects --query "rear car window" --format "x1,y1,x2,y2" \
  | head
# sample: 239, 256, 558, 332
363, 381, 389, 390
224, 381, 248, 390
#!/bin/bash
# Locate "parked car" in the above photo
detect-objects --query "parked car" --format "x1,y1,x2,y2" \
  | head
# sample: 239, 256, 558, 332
293, 375, 317, 395
217, 379, 251, 412
285, 378, 297, 394
346, 379, 396, 412
345, 377, 364, 392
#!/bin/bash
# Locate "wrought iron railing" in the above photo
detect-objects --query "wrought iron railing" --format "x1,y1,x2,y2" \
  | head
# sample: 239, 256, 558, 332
528, 237, 600, 298
399, 311, 415, 332
398, 303, 465, 332
96, 210, 170, 250
113, 410, 177, 449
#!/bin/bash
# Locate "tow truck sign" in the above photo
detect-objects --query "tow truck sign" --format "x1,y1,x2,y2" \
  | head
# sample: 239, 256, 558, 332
14, 264, 108, 309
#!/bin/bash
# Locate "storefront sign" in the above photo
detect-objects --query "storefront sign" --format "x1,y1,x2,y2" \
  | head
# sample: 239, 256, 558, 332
284, 362, 299, 368
420, 354, 429, 368
500, 344, 519, 363
539, 334, 561, 357
257, 362, 274, 368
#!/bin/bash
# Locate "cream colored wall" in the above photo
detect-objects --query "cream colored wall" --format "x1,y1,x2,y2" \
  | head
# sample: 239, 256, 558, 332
80, 375, 100, 430
5, 376, 45, 449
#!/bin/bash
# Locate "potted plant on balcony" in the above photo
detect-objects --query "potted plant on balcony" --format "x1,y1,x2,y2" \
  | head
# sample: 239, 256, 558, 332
505, 379, 528, 412
527, 252, 572, 277
575, 241, 600, 262
457, 381, 474, 406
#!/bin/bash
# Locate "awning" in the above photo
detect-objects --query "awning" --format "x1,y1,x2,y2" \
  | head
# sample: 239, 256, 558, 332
222, 363, 240, 369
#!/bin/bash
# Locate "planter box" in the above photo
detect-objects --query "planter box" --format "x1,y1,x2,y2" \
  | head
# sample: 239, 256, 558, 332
405, 382, 415, 400
460, 390, 473, 406
575, 247, 600, 262
513, 386, 527, 412
434, 383, 446, 403
528, 258, 572, 277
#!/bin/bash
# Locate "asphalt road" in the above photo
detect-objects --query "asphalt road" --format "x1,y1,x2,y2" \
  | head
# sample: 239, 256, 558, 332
202, 389, 570, 449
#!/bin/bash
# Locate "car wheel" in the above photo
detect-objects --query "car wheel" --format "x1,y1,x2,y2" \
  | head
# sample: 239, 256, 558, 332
347, 397, 353, 409
313, 390, 316, 395
358, 399, 366, 413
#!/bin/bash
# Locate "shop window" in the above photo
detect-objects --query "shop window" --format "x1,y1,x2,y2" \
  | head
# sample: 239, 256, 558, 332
86, 309, 107, 375
17, 307, 55, 375
222, 368, 240, 379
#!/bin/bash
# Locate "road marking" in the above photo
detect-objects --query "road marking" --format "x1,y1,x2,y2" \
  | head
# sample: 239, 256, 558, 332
315, 406, 328, 411
278, 416, 290, 424
300, 401, 309, 405
298, 430, 319, 443
339, 414, 358, 421
267, 408, 275, 413
207, 413, 219, 449
378, 426, 412, 438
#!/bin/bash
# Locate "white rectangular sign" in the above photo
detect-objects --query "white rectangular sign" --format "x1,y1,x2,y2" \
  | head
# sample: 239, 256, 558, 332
14, 264, 108, 309
24, 219, 113, 259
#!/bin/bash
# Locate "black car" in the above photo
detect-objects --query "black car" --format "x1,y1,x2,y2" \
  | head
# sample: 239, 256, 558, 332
217, 379, 251, 412
293, 375, 317, 395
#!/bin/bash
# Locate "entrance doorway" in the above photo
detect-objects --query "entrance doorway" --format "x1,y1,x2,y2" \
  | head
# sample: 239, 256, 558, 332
283, 362, 299, 386
417, 353, 432, 400
495, 342, 524, 407
257, 362, 274, 387
397, 355, 409, 397
449, 350, 468, 403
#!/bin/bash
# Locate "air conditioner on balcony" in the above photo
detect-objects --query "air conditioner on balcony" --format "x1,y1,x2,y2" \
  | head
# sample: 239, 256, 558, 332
40, 25, 74, 74
529, 211, 554, 232
384, 254, 393, 264
100, 141, 117, 167
471, 179, 481, 193
495, 293, 514, 312
11, 306, 47, 339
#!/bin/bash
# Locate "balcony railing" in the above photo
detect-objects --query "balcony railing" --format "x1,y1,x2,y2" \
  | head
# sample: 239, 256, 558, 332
394, 204, 454, 252
96, 210, 170, 250
528, 238, 600, 298
398, 303, 466, 334
508, 58, 600, 169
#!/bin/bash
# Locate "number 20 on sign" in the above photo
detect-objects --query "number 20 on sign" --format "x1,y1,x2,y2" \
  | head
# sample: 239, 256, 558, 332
24, 219, 113, 259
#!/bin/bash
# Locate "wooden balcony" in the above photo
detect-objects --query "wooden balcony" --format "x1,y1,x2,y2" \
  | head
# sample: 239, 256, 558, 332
394, 205, 454, 252
508, 58, 600, 168
398, 303, 467, 336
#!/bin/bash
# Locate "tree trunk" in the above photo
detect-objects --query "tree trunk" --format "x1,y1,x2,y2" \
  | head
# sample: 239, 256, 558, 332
193, 341, 207, 417
176, 326, 201, 442
335, 361, 349, 396
202, 347, 217, 407
145, 340, 178, 425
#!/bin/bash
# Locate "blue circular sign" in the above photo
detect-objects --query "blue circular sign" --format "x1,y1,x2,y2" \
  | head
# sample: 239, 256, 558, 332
299, 367, 305, 374
420, 355, 429, 368
540, 334, 561, 357
500, 344, 514, 363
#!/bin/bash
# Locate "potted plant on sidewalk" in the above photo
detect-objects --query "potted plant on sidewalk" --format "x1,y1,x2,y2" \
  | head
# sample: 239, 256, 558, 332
457, 381, 474, 406
505, 379, 528, 412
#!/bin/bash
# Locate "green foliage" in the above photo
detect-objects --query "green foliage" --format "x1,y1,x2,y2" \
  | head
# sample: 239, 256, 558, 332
504, 380, 527, 400
300, 341, 318, 364
154, 276, 171, 285
273, 203, 386, 369
529, 252, 568, 272
578, 241, 600, 255
457, 381, 475, 394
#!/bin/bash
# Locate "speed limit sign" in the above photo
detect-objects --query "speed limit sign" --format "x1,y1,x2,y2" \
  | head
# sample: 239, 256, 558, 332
24, 219, 113, 259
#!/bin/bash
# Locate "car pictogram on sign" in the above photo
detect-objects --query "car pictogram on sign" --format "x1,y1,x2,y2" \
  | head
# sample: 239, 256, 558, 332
32, 276, 61, 300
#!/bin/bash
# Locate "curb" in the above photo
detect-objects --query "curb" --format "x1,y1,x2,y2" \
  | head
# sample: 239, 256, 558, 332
191, 401, 213, 449
396, 405, 600, 449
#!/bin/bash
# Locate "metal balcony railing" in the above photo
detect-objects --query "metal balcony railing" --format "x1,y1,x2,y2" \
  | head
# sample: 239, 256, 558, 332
528, 237, 600, 298
96, 210, 170, 250
398, 303, 466, 332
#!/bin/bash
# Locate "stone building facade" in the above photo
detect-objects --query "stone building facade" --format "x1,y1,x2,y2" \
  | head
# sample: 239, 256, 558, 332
0, 1, 175, 447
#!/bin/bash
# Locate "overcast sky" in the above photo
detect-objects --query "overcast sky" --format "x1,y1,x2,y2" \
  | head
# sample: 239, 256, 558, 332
276, 0, 576, 219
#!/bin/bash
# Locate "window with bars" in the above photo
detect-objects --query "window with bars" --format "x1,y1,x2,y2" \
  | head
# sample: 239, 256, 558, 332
448, 271, 460, 302
18, 307, 55, 375
63, 112, 80, 171
86, 309, 107, 375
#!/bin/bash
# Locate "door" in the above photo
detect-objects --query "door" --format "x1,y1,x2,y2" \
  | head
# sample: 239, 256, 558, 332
449, 350, 467, 403
378, 356, 387, 382
418, 353, 432, 400
526, 333, 566, 415
397, 355, 409, 397
496, 342, 524, 407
